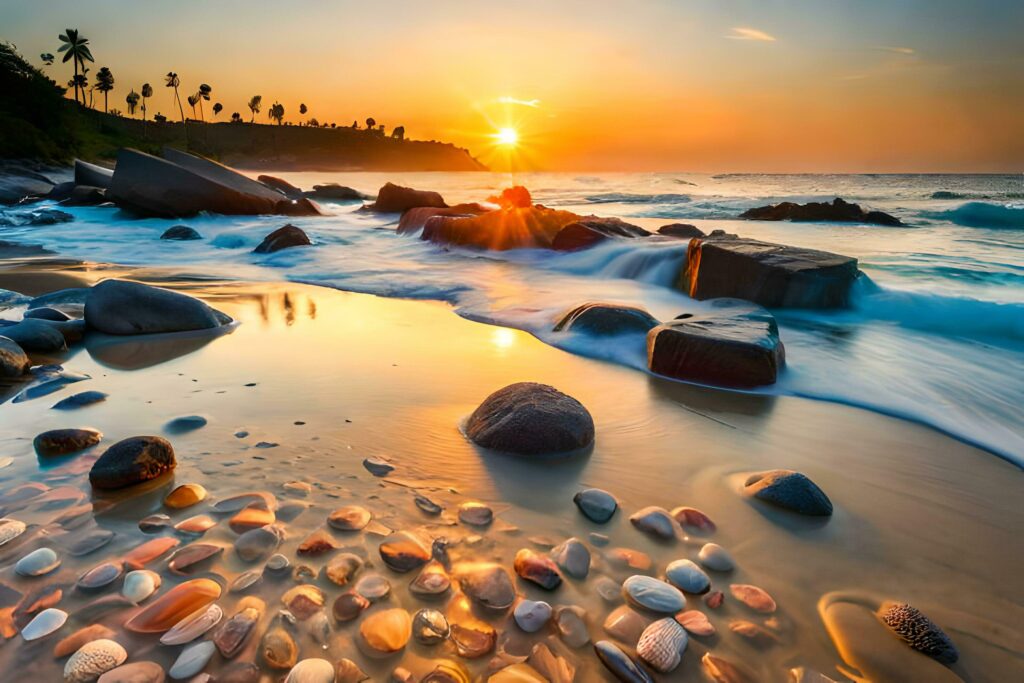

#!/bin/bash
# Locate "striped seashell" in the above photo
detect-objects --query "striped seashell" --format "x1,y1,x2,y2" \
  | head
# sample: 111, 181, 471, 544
637, 617, 688, 673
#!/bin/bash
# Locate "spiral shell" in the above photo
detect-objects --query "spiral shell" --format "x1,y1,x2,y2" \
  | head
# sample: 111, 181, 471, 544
637, 617, 688, 673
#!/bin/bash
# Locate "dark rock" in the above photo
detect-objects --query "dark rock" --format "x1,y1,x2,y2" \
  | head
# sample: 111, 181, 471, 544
40, 318, 86, 344
740, 197, 902, 226
165, 415, 208, 434
85, 279, 230, 335
89, 436, 176, 489
551, 218, 650, 251
554, 303, 659, 336
29, 287, 91, 308
0, 165, 53, 204
161, 225, 202, 241
63, 185, 107, 206
658, 223, 704, 239
0, 319, 67, 351
0, 208, 73, 226
880, 602, 958, 665
52, 391, 109, 410
396, 204, 489, 235
466, 382, 595, 455
46, 182, 76, 202
679, 236, 859, 309
0, 336, 31, 377
422, 206, 582, 250
367, 182, 446, 213
258, 175, 304, 198
647, 299, 785, 388
24, 307, 71, 322
595, 640, 654, 683
34, 428, 103, 456
743, 469, 832, 516
305, 183, 368, 201
74, 159, 114, 189
573, 488, 617, 523
253, 225, 311, 253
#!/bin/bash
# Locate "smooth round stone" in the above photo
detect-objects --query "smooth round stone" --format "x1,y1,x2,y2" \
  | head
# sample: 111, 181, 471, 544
123, 537, 180, 568
412, 608, 450, 644
465, 382, 595, 455
414, 494, 443, 515
88, 436, 176, 490
332, 592, 370, 622
603, 605, 652, 644
595, 640, 654, 683
164, 483, 208, 509
213, 491, 277, 514
410, 560, 450, 596
354, 574, 391, 602
705, 591, 725, 609
261, 625, 298, 670
744, 469, 833, 516
16, 547, 61, 576
169, 640, 216, 679
623, 575, 686, 613
363, 456, 395, 476
360, 608, 412, 654
0, 518, 27, 547
97, 661, 166, 683
228, 504, 275, 533
33, 427, 102, 456
380, 530, 432, 572
65, 639, 128, 683
164, 415, 207, 434
324, 553, 364, 586
122, 570, 161, 603
629, 506, 678, 540
139, 514, 172, 533
229, 570, 263, 593
264, 553, 291, 575
52, 391, 108, 410
161, 604, 223, 645
168, 543, 224, 573
234, 525, 282, 561
457, 563, 516, 610
78, 561, 123, 590
457, 501, 493, 526
327, 505, 371, 531
665, 559, 711, 594
175, 514, 217, 535
730, 584, 777, 613
573, 488, 617, 523
67, 529, 115, 556
698, 543, 735, 572
637, 618, 688, 673
21, 607, 68, 641
555, 605, 590, 648
550, 537, 590, 579
514, 549, 563, 590
514, 600, 552, 633
284, 659, 335, 683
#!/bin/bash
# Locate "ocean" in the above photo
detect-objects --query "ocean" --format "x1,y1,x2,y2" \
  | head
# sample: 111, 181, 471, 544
3, 171, 1023, 464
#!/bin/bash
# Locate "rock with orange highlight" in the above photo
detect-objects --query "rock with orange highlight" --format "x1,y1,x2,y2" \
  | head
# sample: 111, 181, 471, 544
124, 578, 222, 633
368, 182, 447, 213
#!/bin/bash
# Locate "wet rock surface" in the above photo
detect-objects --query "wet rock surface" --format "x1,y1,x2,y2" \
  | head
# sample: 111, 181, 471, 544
744, 469, 833, 516
368, 183, 447, 213
89, 436, 176, 489
85, 279, 231, 335
466, 382, 595, 455
553, 302, 659, 336
741, 197, 903, 226
253, 224, 312, 253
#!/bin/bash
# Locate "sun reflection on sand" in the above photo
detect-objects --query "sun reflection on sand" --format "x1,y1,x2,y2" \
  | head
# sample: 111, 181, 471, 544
490, 327, 517, 351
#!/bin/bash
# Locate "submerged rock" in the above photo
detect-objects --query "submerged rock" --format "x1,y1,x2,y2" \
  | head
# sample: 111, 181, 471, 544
96, 662, 166, 683
53, 624, 117, 658
574, 488, 617, 523
124, 578, 221, 633
258, 175, 304, 197
395, 204, 489, 234
466, 382, 594, 455
379, 530, 432, 572
368, 182, 446, 213
744, 469, 833, 516
285, 658, 336, 683
305, 183, 368, 201
553, 303, 659, 336
89, 435, 175, 489
20, 608, 67, 641
514, 600, 552, 633
623, 575, 686, 613
0, 336, 30, 377
253, 224, 312, 253
629, 506, 679, 540
85, 279, 230, 335
328, 505, 372, 531
15, 547, 61, 576
647, 299, 785, 388
359, 608, 412, 654
160, 225, 202, 240
33, 427, 102, 456
730, 584, 777, 613
741, 197, 903, 226
697, 543, 735, 572
665, 559, 711, 594
457, 501, 493, 526
595, 640, 654, 683
514, 548, 563, 590
0, 319, 67, 351
51, 391, 108, 410
550, 537, 590, 579
164, 483, 207, 508
412, 608, 450, 644
880, 602, 959, 665
168, 640, 216, 679
457, 563, 516, 610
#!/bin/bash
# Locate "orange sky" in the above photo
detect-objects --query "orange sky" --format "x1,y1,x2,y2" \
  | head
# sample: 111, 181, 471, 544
7, 0, 1024, 171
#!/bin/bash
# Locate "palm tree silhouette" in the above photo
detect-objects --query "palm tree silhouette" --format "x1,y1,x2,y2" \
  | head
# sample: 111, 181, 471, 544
40, 53, 54, 67
95, 66, 115, 112
247, 95, 262, 123
269, 102, 285, 125
57, 29, 94, 105
366, 117, 376, 131
165, 72, 185, 123
187, 93, 199, 119
212, 102, 223, 119
126, 89, 140, 117
197, 83, 212, 121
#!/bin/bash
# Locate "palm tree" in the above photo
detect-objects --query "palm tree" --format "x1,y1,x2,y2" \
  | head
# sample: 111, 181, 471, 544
247, 95, 262, 123
95, 66, 114, 112
269, 102, 285, 125
126, 89, 140, 117
165, 72, 185, 123
300, 103, 307, 116
197, 83, 212, 121
187, 93, 199, 119
365, 117, 376, 131
40, 53, 54, 67
57, 29, 94, 105
231, 112, 242, 123
212, 102, 223, 118
68, 74, 88, 101
141, 82, 153, 122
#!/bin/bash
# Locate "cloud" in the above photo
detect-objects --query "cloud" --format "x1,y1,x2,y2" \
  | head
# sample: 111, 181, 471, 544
727, 27, 776, 42
498, 96, 541, 108
874, 46, 916, 55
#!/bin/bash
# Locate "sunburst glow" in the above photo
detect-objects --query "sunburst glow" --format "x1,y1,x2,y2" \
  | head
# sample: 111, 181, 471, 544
494, 127, 519, 146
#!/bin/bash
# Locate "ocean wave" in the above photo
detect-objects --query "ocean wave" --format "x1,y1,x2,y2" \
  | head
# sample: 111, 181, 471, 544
583, 192, 692, 204
930, 190, 1024, 200
923, 201, 1024, 229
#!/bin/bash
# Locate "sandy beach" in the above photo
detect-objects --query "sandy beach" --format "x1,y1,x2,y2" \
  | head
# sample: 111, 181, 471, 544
0, 256, 1020, 681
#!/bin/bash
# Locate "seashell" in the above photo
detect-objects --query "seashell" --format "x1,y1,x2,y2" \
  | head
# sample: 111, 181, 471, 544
168, 640, 216, 680
729, 620, 780, 647
64, 639, 128, 683
281, 584, 324, 620
168, 543, 224, 573
730, 584, 777, 613
573, 488, 618, 523
261, 625, 299, 669
174, 514, 217, 535
335, 659, 369, 683
327, 505, 371, 531
410, 560, 450, 596
606, 547, 652, 571
332, 592, 370, 623
698, 543, 735, 572
285, 658, 335, 683
675, 609, 715, 636
230, 569, 263, 593
449, 622, 496, 658
212, 491, 277, 513
95, 661, 165, 682
228, 503, 275, 533
456, 563, 515, 610
457, 501, 493, 526
20, 607, 67, 641
291, 565, 316, 582
66, 529, 115, 556
412, 608, 450, 644
421, 661, 470, 683
550, 537, 590, 579
160, 603, 223, 645
308, 611, 331, 649
555, 605, 590, 648
414, 494, 443, 515
15, 547, 61, 576
514, 548, 563, 590
125, 578, 222, 633
213, 597, 264, 657
123, 536, 179, 569
234, 525, 283, 562
379, 530, 432, 572
705, 590, 725, 609
594, 640, 653, 683
637, 618, 688, 673
359, 608, 412, 654
77, 561, 123, 590
879, 601, 959, 665
297, 529, 339, 556
671, 506, 716, 533
666, 559, 711, 594
52, 624, 117, 658
354, 573, 391, 602
529, 636, 575, 680
702, 653, 757, 683
514, 600, 552, 633
138, 514, 171, 533
623, 575, 686, 613
363, 456, 394, 476
324, 553, 363, 586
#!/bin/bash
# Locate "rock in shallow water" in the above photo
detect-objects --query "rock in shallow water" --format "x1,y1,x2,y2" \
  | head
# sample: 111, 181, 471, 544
254, 224, 312, 253
379, 530, 432, 572
457, 563, 516, 610
412, 608, 450, 644
514, 600, 552, 633
573, 488, 617, 523
84, 278, 230, 335
880, 601, 959, 665
89, 436, 176, 490
0, 336, 31, 378
0, 518, 27, 547
0, 319, 67, 351
637, 618, 688, 673
164, 483, 207, 509
285, 658, 336, 683
52, 390, 108, 410
328, 505, 371, 531
698, 543, 735, 572
665, 559, 711, 594
594, 640, 654, 683
744, 469, 833, 516
15, 547, 61, 576
164, 415, 207, 434
20, 607, 67, 641
160, 604, 223, 645
168, 640, 216, 679
553, 302, 659, 336
730, 584, 777, 613
359, 608, 411, 654
457, 501, 493, 526
623, 575, 686, 613
96, 661, 166, 683
514, 548, 563, 590
550, 537, 590, 579
125, 578, 221, 633
629, 506, 679, 540
466, 382, 594, 455
161, 225, 202, 240
122, 570, 161, 603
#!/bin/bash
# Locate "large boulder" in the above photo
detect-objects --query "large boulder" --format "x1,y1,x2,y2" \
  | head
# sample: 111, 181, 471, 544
74, 159, 114, 189
253, 225, 311, 253
740, 198, 902, 226
258, 174, 304, 198
89, 436, 176, 489
367, 183, 447, 213
0, 319, 67, 351
0, 163, 53, 204
647, 299, 785, 388
396, 204, 489, 235
0, 336, 30, 377
422, 206, 583, 250
466, 382, 595, 455
305, 183, 368, 201
551, 218, 651, 251
554, 303, 660, 336
85, 279, 230, 335
679, 236, 859, 309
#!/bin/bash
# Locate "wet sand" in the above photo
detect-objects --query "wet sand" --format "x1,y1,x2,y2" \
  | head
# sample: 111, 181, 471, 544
0, 259, 1021, 681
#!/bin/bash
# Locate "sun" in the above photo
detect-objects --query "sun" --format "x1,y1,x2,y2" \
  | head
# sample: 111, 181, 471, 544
494, 127, 519, 147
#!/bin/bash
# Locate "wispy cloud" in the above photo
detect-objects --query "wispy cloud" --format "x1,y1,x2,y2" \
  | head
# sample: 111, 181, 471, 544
727, 27, 776, 42
873, 46, 915, 55
497, 96, 541, 108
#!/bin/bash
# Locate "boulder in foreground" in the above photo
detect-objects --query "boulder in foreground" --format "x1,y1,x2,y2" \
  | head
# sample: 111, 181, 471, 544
679, 236, 859, 309
740, 198, 902, 226
0, 319, 67, 351
367, 182, 447, 213
743, 469, 833, 516
89, 436, 176, 489
253, 225, 312, 253
647, 299, 785, 388
85, 279, 231, 335
554, 303, 660, 336
466, 382, 595, 455
0, 336, 30, 377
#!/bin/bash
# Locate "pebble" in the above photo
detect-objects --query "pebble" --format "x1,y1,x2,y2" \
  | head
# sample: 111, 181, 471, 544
327, 505, 372, 531
160, 604, 223, 645
555, 605, 590, 648
164, 415, 208, 434
121, 570, 160, 603
125, 578, 222, 632
514, 600, 552, 632
168, 543, 224, 573
594, 640, 654, 683
744, 469, 833, 516
168, 640, 216, 680
164, 483, 208, 509
123, 536, 180, 568
261, 625, 299, 669
550, 537, 590, 579
698, 543, 735, 572
514, 548, 563, 590
281, 585, 324, 620
637, 618, 688, 673
414, 494, 443, 515
174, 514, 217, 535
96, 661, 166, 683
359, 608, 412, 654
623, 575, 686, 613
363, 456, 395, 476
603, 605, 652, 643
730, 584, 777, 613
354, 573, 392, 601
297, 529, 340, 556
705, 590, 725, 609
412, 608, 450, 644
409, 560, 451, 596
234, 525, 283, 561
65, 639, 128, 683
573, 488, 617, 523
333, 592, 370, 622
20, 607, 67, 641
324, 553, 364, 586
629, 506, 679, 540
671, 506, 717, 533
730, 620, 780, 647
228, 503, 275, 533
0, 518, 27, 547
67, 529, 115, 556
33, 427, 102, 456
675, 610, 716, 636
702, 653, 756, 683
457, 563, 516, 610
213, 491, 277, 513
16, 547, 61, 576
665, 559, 711, 593
53, 624, 117, 658
139, 514, 172, 533
458, 501, 494, 526
606, 547, 652, 571
285, 659, 336, 683
450, 622, 496, 658
308, 611, 331, 649
77, 561, 123, 590
380, 530, 432, 572
589, 532, 610, 546
214, 597, 264, 656
52, 391, 108, 410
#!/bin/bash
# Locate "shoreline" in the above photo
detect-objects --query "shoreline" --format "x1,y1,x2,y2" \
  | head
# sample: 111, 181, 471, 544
0, 258, 1020, 680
